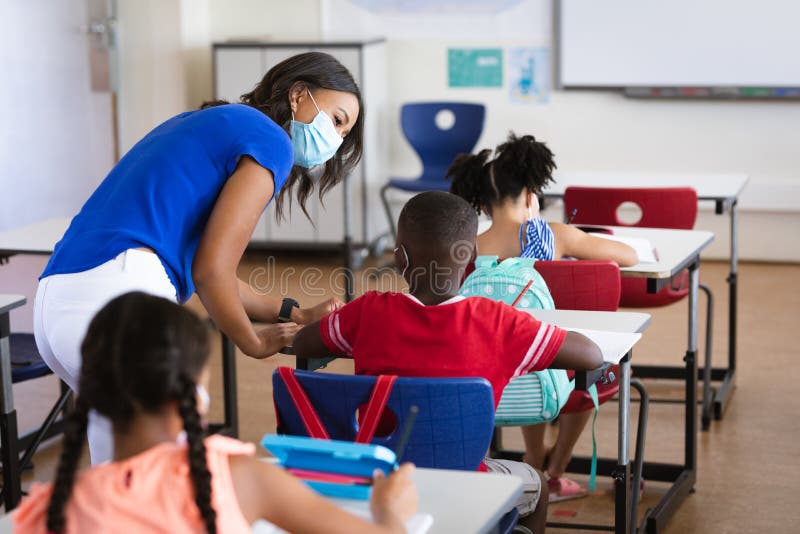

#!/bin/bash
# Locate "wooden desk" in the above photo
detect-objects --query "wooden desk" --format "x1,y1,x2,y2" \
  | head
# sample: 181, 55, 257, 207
544, 172, 748, 423
0, 219, 238, 439
0, 294, 27, 510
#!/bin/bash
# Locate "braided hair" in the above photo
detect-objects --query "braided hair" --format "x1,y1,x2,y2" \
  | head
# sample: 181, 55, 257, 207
202, 51, 364, 223
447, 132, 557, 216
45, 292, 216, 533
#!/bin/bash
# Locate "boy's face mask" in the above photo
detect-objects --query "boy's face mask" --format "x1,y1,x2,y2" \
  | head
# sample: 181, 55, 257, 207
290, 89, 343, 168
394, 244, 410, 279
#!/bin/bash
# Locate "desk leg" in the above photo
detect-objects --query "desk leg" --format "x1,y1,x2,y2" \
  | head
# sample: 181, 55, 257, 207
642, 260, 699, 534
684, 261, 698, 473
343, 172, 355, 303
715, 200, 738, 419
615, 352, 631, 534
0, 313, 22, 510
220, 334, 238, 438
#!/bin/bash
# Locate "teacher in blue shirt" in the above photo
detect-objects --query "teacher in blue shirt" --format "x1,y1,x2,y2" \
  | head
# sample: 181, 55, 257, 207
33, 52, 363, 463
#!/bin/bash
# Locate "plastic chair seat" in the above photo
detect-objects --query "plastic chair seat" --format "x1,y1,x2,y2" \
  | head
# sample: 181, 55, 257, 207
619, 272, 689, 308
10, 333, 53, 382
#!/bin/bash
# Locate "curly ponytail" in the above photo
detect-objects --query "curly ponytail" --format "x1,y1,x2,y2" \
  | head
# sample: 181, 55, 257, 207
46, 398, 89, 533
449, 132, 557, 214
447, 148, 493, 214
177, 375, 217, 534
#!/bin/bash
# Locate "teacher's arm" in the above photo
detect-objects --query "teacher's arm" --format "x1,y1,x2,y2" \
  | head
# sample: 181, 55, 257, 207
193, 157, 297, 358
236, 279, 343, 325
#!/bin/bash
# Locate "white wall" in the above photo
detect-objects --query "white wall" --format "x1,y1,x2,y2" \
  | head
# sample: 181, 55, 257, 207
382, 39, 800, 262
115, 1, 800, 262
116, 0, 322, 149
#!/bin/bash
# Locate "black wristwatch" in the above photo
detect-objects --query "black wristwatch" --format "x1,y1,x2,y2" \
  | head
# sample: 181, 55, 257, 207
278, 298, 300, 323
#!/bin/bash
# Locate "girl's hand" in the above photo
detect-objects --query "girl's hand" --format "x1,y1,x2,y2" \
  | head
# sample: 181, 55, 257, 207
293, 298, 345, 324
370, 463, 418, 531
251, 322, 301, 358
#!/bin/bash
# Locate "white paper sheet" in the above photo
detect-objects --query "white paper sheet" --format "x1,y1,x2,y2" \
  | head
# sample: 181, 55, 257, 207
565, 328, 642, 364
592, 233, 659, 264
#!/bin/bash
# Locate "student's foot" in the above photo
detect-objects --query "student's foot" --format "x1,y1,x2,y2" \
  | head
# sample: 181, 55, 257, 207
547, 477, 588, 503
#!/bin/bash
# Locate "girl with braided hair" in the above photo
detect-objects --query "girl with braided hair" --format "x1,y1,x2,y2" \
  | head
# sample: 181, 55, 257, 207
15, 292, 417, 534
448, 133, 637, 503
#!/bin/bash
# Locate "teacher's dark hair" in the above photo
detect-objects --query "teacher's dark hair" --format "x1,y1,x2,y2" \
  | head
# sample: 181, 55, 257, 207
45, 292, 216, 533
203, 51, 364, 221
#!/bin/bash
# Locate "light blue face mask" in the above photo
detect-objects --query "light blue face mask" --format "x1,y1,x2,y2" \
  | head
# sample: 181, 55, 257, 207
290, 89, 344, 168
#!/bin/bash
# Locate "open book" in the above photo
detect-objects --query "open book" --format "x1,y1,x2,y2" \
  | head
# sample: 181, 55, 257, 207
566, 328, 642, 364
592, 234, 659, 264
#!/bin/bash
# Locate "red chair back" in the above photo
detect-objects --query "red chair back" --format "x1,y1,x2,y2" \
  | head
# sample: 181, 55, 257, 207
534, 260, 620, 312
534, 260, 622, 412
563, 186, 698, 308
564, 186, 698, 230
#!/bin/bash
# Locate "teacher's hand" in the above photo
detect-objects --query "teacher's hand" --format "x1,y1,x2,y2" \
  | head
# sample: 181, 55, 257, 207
293, 297, 344, 324
253, 322, 302, 358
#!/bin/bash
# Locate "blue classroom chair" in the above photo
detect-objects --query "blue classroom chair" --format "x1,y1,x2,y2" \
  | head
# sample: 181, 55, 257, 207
1, 334, 72, 506
380, 102, 486, 240
272, 369, 526, 533
273, 369, 495, 471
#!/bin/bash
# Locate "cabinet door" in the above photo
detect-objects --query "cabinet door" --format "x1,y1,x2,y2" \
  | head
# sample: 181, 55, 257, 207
311, 48, 361, 244
214, 48, 263, 102
261, 48, 318, 243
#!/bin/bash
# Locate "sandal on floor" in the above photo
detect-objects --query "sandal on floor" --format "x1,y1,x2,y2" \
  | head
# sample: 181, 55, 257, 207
547, 477, 588, 503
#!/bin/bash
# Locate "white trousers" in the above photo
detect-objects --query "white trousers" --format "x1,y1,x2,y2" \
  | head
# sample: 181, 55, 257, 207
34, 249, 178, 464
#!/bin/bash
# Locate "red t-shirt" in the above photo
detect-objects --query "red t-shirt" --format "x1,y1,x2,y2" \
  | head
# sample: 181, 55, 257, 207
319, 292, 567, 406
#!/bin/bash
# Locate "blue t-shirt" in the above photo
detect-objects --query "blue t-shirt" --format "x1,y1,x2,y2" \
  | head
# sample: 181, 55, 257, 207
41, 104, 294, 302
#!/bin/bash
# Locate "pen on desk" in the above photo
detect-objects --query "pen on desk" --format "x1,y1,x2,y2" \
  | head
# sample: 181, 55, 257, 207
394, 405, 419, 465
566, 208, 578, 224
653, 247, 660, 262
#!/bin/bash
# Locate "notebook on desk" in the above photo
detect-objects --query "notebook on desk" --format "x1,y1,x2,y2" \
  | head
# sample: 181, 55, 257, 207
592, 234, 659, 264
566, 328, 642, 364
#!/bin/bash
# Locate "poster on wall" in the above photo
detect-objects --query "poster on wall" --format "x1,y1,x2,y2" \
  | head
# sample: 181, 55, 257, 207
448, 48, 503, 88
321, 0, 550, 41
508, 47, 549, 103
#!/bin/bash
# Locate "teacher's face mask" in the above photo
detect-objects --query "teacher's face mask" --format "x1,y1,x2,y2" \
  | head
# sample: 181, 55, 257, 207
290, 89, 343, 168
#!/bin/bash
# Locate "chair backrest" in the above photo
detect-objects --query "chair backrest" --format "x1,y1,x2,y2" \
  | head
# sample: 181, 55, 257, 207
400, 102, 486, 182
563, 187, 698, 229
273, 370, 495, 471
534, 260, 621, 312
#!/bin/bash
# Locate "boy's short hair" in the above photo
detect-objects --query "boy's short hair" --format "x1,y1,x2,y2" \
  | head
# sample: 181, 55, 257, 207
398, 191, 478, 263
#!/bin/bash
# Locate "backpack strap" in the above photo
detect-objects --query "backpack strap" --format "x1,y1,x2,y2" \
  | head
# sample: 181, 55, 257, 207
277, 367, 330, 440
355, 375, 398, 444
474, 255, 500, 269
587, 384, 600, 492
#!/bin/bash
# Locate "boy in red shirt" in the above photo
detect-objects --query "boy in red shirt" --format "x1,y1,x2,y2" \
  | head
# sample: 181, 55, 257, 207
294, 191, 603, 532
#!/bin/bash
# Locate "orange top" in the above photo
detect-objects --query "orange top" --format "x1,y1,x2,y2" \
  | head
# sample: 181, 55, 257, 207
14, 435, 266, 534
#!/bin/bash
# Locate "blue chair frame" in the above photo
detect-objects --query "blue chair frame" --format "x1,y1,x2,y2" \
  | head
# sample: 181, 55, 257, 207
273, 370, 495, 471
380, 102, 486, 239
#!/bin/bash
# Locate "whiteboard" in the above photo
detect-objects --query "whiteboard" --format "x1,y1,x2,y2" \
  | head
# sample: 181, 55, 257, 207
558, 0, 800, 87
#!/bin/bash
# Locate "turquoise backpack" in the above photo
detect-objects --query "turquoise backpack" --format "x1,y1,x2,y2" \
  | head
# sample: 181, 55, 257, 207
459, 256, 574, 425
460, 255, 601, 490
